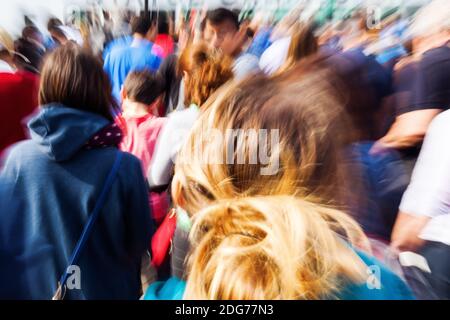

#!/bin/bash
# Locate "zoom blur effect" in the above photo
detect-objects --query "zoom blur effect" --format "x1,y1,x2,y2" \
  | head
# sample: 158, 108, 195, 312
0, 0, 449, 301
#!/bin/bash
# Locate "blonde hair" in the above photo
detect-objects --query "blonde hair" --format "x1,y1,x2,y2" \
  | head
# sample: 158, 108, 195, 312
0, 27, 14, 53
174, 61, 371, 300
184, 195, 369, 300
173, 60, 360, 216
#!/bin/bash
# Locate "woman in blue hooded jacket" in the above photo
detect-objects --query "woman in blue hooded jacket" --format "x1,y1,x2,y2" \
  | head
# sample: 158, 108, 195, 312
0, 43, 153, 300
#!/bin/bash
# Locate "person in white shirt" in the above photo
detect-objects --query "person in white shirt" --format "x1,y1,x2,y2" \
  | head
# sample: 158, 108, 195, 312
259, 36, 291, 75
392, 110, 450, 299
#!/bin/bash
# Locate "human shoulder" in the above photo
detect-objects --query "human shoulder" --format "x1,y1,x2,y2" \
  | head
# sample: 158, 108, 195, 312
166, 108, 199, 128
1, 140, 43, 176
234, 53, 261, 79
4, 140, 40, 160
137, 115, 167, 133
422, 45, 450, 64
108, 45, 131, 61
117, 149, 142, 169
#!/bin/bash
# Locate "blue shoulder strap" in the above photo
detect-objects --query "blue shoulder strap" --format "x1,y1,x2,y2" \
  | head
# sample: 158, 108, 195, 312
57, 151, 124, 294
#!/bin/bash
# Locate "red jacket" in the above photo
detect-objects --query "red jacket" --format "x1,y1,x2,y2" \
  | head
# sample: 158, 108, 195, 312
0, 70, 39, 157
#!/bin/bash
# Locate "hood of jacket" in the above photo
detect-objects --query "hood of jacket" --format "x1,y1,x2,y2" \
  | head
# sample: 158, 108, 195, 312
28, 104, 110, 162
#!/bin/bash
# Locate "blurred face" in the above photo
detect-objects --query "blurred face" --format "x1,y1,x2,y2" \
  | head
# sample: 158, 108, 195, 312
203, 20, 238, 50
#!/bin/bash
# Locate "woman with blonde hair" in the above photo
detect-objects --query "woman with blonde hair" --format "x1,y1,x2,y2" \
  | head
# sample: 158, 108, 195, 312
144, 60, 413, 300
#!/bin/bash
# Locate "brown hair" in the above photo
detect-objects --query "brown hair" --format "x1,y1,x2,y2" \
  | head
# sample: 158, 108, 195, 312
205, 8, 240, 31
278, 22, 318, 74
130, 15, 154, 36
39, 43, 118, 121
178, 43, 233, 107
123, 70, 163, 105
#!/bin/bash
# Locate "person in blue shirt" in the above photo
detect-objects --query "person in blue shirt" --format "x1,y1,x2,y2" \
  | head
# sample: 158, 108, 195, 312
246, 26, 273, 58
103, 15, 162, 103
102, 35, 133, 61
0, 43, 153, 300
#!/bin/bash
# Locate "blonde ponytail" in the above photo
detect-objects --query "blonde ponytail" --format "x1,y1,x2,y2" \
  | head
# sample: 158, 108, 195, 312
184, 196, 369, 300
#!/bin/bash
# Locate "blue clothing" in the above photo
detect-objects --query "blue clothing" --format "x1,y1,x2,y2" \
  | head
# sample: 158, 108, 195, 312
247, 27, 273, 58
0, 105, 153, 300
143, 277, 186, 300
104, 38, 162, 102
102, 36, 133, 61
375, 20, 409, 67
348, 142, 409, 241
380, 20, 409, 40
341, 48, 393, 100
376, 45, 407, 66
327, 47, 393, 141
338, 250, 414, 300
143, 250, 414, 300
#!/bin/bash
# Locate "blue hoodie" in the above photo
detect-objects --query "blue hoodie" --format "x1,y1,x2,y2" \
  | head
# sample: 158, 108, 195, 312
0, 104, 153, 300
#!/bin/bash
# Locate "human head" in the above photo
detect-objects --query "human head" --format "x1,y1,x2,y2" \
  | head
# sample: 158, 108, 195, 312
47, 18, 67, 46
172, 58, 356, 216
47, 17, 63, 31
122, 70, 163, 108
14, 38, 42, 74
178, 43, 233, 107
203, 8, 239, 50
131, 14, 156, 41
39, 43, 118, 121
158, 11, 170, 35
22, 25, 44, 45
14, 26, 45, 73
49, 27, 69, 46
184, 195, 368, 300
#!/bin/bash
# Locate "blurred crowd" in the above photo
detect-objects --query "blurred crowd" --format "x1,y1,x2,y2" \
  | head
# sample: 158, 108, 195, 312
0, 0, 449, 300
